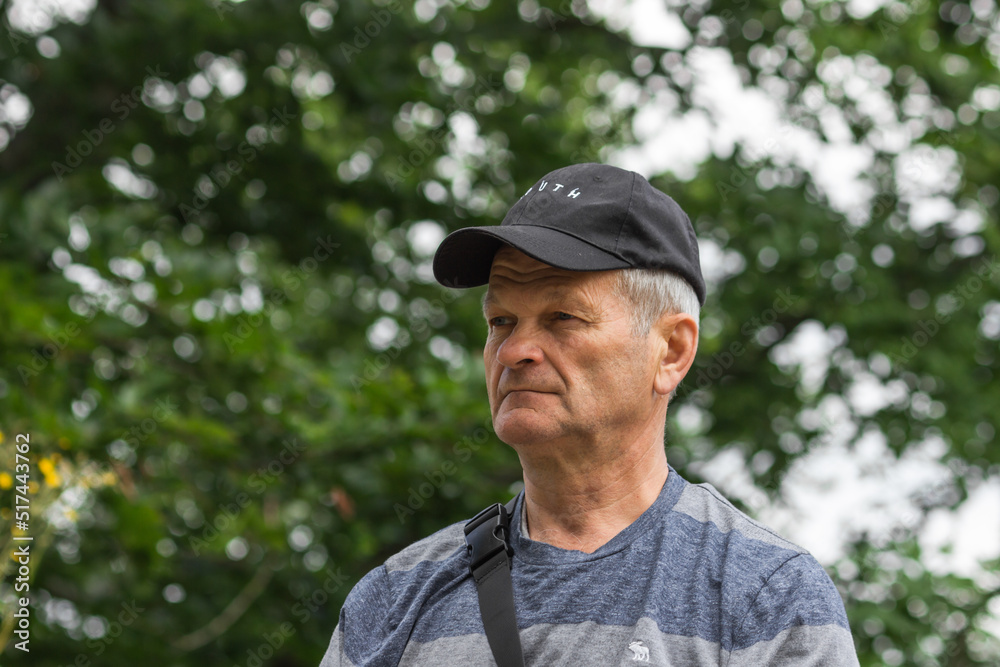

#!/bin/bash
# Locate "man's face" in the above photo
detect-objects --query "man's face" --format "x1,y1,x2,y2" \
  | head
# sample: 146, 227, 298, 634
482, 247, 660, 452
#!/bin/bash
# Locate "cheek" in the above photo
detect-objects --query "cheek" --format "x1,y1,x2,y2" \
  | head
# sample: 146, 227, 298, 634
601, 349, 650, 392
482, 346, 501, 388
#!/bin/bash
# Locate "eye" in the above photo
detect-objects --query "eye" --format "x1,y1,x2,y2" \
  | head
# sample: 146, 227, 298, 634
555, 312, 575, 321
488, 316, 512, 327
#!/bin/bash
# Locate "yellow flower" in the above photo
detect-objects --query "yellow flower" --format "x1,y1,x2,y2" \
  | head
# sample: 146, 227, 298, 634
39, 458, 54, 474
0, 431, 4, 444
44, 471, 62, 488
0, 472, 11, 490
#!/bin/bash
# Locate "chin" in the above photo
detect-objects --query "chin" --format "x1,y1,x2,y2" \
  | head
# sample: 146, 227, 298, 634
494, 412, 561, 448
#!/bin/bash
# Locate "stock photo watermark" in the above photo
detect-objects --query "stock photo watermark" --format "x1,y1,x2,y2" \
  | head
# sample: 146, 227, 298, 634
350, 288, 460, 391
393, 416, 494, 523
50, 66, 170, 181
688, 287, 800, 392
384, 73, 503, 191
179, 106, 296, 223
889, 254, 999, 368
338, 0, 405, 63
222, 235, 340, 352
230, 565, 348, 667
188, 438, 306, 555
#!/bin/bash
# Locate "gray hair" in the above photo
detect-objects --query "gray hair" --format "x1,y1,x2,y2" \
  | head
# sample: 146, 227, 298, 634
612, 268, 701, 338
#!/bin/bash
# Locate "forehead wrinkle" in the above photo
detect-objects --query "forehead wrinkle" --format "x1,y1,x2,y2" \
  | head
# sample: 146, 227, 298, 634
485, 248, 620, 319
485, 272, 614, 321
485, 263, 574, 310
489, 262, 575, 284
489, 247, 577, 280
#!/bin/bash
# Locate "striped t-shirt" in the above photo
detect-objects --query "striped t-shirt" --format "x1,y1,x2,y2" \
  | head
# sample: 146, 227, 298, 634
320, 468, 859, 666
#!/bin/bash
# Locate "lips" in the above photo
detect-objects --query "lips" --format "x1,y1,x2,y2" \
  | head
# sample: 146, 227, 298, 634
500, 387, 553, 400
496, 374, 559, 400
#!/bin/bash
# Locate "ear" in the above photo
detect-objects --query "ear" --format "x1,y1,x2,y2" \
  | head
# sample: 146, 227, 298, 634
651, 313, 699, 397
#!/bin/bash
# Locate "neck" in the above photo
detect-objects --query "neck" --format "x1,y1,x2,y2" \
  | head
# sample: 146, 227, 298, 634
519, 430, 669, 554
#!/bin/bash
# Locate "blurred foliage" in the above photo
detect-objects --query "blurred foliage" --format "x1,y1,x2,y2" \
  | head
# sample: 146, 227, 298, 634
0, 0, 999, 665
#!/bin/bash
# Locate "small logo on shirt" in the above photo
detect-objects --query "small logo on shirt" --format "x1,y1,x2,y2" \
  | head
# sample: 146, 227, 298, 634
627, 640, 650, 662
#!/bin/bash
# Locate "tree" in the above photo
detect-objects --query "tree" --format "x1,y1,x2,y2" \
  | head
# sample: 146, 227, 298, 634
0, 0, 997, 664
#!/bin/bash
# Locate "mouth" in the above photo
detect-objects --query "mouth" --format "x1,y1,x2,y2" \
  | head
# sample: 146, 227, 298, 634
502, 389, 550, 400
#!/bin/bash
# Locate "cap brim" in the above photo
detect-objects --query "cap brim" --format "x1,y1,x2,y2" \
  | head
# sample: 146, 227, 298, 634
432, 225, 631, 288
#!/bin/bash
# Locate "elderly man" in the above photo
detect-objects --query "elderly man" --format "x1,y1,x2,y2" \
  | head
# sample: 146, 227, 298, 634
320, 163, 858, 666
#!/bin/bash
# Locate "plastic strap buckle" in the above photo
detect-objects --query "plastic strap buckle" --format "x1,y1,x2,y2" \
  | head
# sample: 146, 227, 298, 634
464, 502, 514, 578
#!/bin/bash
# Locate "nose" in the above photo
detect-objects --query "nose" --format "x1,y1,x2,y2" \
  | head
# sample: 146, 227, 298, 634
494, 321, 544, 368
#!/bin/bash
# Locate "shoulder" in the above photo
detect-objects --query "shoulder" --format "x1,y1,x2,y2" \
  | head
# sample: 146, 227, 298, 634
666, 474, 850, 622
333, 521, 471, 663
343, 519, 468, 611
669, 476, 806, 556
745, 551, 849, 627
668, 474, 841, 592
342, 520, 467, 611
344, 523, 465, 610
731, 552, 856, 664
384, 520, 467, 574
666, 476, 853, 658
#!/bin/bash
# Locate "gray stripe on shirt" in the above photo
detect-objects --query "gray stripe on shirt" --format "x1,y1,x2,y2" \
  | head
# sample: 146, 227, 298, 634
398, 616, 719, 666
396, 616, 857, 666
672, 482, 806, 555
725, 623, 859, 666
385, 522, 465, 573
319, 627, 359, 667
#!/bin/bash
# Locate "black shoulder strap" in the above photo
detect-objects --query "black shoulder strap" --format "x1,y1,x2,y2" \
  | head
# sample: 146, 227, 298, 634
464, 497, 525, 667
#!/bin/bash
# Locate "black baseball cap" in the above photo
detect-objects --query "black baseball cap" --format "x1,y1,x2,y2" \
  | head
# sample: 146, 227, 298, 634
432, 163, 706, 305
